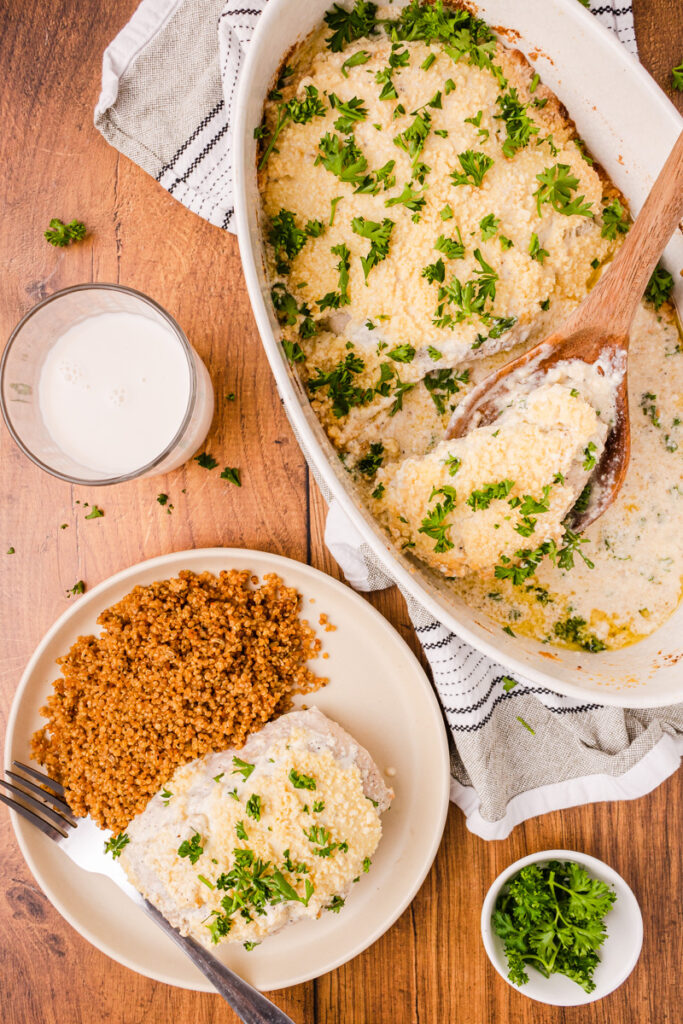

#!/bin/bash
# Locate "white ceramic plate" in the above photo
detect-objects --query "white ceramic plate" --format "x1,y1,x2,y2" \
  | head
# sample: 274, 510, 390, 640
480, 849, 643, 1006
234, 0, 683, 706
5, 548, 450, 992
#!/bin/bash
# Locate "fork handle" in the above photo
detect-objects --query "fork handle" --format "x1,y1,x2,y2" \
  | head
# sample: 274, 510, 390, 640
142, 900, 298, 1024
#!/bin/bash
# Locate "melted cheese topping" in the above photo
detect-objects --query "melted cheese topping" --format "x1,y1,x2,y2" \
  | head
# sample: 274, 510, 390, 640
381, 383, 604, 576
121, 725, 383, 946
259, 6, 683, 651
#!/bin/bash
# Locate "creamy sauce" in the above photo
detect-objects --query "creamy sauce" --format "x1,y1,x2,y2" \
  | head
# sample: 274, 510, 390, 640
39, 312, 191, 474
259, 7, 683, 651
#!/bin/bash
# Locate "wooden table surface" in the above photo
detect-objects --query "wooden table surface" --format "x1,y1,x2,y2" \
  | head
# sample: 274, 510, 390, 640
1, 3, 681, 1022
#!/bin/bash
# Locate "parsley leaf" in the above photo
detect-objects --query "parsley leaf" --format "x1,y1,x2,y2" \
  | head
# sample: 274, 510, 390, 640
232, 756, 255, 781
533, 164, 594, 218
644, 264, 674, 309
258, 86, 326, 169
289, 769, 317, 790
357, 442, 384, 477
44, 218, 86, 247
308, 352, 373, 417
195, 452, 218, 470
600, 197, 630, 240
351, 216, 394, 281
178, 831, 204, 864
268, 209, 307, 273
220, 467, 241, 486
450, 149, 494, 187
495, 87, 539, 157
329, 92, 368, 133
324, 0, 378, 52
104, 832, 130, 858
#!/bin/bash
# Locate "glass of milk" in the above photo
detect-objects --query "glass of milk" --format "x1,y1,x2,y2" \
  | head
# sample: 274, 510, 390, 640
0, 284, 214, 483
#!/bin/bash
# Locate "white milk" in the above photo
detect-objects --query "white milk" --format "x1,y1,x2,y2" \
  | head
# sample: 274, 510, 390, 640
38, 312, 192, 475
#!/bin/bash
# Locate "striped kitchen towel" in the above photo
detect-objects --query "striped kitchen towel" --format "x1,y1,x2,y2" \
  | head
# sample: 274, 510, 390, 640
95, 0, 683, 839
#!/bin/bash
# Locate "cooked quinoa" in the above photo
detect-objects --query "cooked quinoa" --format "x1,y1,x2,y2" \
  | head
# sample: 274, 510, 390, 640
32, 570, 327, 831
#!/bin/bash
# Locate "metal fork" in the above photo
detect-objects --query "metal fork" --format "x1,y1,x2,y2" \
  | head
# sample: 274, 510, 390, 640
1, 761, 297, 1024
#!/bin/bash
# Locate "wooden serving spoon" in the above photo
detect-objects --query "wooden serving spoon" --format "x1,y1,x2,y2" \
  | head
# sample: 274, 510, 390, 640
446, 129, 683, 532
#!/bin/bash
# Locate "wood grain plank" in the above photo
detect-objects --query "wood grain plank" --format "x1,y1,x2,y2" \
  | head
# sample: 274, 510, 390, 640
0, 1, 682, 1023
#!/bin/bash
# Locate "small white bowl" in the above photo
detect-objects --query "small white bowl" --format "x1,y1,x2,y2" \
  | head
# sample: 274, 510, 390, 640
481, 849, 643, 1006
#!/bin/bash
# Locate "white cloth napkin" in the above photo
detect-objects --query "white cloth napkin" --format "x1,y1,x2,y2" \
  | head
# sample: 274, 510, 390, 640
95, 0, 683, 839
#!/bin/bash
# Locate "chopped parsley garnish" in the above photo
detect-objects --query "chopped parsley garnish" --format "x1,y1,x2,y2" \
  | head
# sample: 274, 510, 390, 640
178, 831, 204, 864
329, 195, 343, 225
303, 823, 345, 857
195, 452, 218, 470
351, 216, 394, 281
435, 228, 465, 259
528, 232, 549, 263
600, 197, 630, 240
209, 848, 314, 942
66, 580, 85, 598
419, 486, 456, 553
644, 264, 674, 309
85, 505, 104, 519
494, 87, 539, 157
324, 0, 378, 52
479, 213, 500, 240
213, 773, 224, 783
235, 820, 248, 841
533, 164, 593, 218
422, 257, 445, 284
502, 676, 517, 692
372, 482, 385, 500
289, 769, 317, 790
387, 344, 415, 363
341, 49, 371, 77
444, 454, 461, 476
423, 368, 469, 414
572, 483, 592, 517
232, 756, 255, 781
516, 716, 536, 735
198, 874, 215, 890
156, 493, 169, 506
428, 345, 443, 360
268, 209, 307, 273
246, 794, 262, 821
500, 235, 514, 250
450, 149, 494, 188
384, 180, 427, 219
640, 391, 660, 428
258, 86, 326, 169
466, 479, 514, 511
583, 441, 597, 471
671, 61, 683, 90
221, 467, 241, 486
357, 442, 384, 476
243, 941, 260, 951
440, 204, 454, 220
318, 243, 351, 310
308, 352, 373, 418
104, 832, 130, 858
493, 859, 616, 991
464, 109, 489, 141
554, 615, 607, 652
316, 132, 371, 187
312, 800, 325, 813
363, 856, 372, 872
44, 218, 86, 247
327, 895, 346, 913
394, 107, 433, 171
161, 787, 172, 806
329, 92, 368, 132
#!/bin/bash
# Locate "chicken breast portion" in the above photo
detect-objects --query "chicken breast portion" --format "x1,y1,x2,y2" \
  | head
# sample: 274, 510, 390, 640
120, 708, 393, 948
380, 380, 608, 578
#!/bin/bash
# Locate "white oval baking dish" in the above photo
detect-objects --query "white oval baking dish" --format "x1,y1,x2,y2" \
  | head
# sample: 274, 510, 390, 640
234, 0, 683, 707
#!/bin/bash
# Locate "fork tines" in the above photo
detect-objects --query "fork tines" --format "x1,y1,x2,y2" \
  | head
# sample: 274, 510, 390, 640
0, 761, 75, 841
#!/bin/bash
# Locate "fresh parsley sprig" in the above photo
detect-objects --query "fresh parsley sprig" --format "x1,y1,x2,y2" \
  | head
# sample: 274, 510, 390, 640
493, 860, 616, 992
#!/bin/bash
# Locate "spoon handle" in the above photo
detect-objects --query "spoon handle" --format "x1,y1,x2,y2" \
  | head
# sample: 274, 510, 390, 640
566, 128, 683, 339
